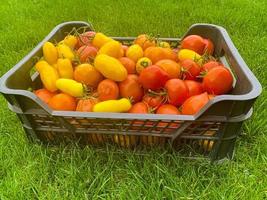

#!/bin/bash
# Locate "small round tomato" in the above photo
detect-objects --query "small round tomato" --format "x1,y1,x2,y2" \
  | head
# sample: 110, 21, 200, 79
129, 102, 149, 113
203, 67, 233, 95
203, 39, 214, 55
119, 57, 136, 74
34, 88, 56, 104
139, 65, 170, 90
156, 104, 180, 115
158, 41, 170, 48
180, 59, 201, 80
143, 94, 165, 109
181, 35, 205, 55
155, 59, 181, 79
165, 79, 189, 106
181, 92, 209, 115
77, 45, 98, 63
134, 34, 156, 50
136, 57, 152, 74
119, 75, 144, 103
76, 98, 98, 112
48, 93, 77, 111
97, 79, 119, 101
126, 44, 144, 62
76, 31, 96, 49
202, 61, 222, 72
184, 80, 203, 97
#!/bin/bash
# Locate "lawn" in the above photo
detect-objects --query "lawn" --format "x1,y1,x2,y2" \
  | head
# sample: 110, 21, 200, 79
0, 0, 267, 199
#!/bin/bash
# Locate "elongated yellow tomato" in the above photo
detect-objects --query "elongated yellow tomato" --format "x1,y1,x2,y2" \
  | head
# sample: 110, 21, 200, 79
35, 60, 50, 72
38, 64, 59, 92
94, 54, 127, 81
93, 98, 132, 113
57, 44, 75, 60
43, 42, 58, 65
98, 41, 123, 58
126, 44, 143, 62
56, 78, 84, 97
57, 58, 73, 79
63, 35, 77, 49
92, 32, 114, 49
178, 49, 202, 63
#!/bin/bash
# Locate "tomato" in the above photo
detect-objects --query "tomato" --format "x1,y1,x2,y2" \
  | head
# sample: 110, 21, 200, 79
134, 34, 156, 50
98, 41, 123, 58
155, 59, 181, 79
93, 98, 132, 113
181, 35, 205, 55
156, 104, 180, 115
178, 49, 202, 64
92, 32, 114, 49
76, 98, 98, 112
119, 75, 144, 103
74, 63, 103, 87
119, 57, 136, 74
76, 31, 95, 48
203, 67, 233, 95
181, 92, 209, 115
97, 79, 119, 101
158, 41, 170, 48
57, 58, 73, 79
43, 42, 58, 65
165, 79, 189, 106
202, 61, 222, 72
57, 44, 75, 61
56, 79, 84, 97
77, 45, 98, 63
63, 35, 78, 49
34, 88, 56, 104
139, 65, 170, 90
48, 93, 77, 111
203, 39, 214, 55
184, 80, 203, 97
143, 94, 165, 109
180, 59, 201, 80
144, 47, 176, 64
136, 57, 152, 74
126, 44, 144, 62
122, 45, 129, 56
129, 102, 149, 113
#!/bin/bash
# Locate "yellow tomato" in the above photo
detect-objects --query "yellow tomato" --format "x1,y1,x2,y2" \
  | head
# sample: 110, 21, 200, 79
93, 98, 132, 112
37, 63, 59, 92
94, 54, 127, 81
57, 44, 75, 60
178, 49, 202, 64
98, 41, 123, 58
136, 57, 152, 74
158, 41, 171, 48
43, 42, 58, 65
56, 78, 84, 97
126, 44, 143, 62
92, 32, 114, 49
57, 58, 73, 79
63, 35, 77, 49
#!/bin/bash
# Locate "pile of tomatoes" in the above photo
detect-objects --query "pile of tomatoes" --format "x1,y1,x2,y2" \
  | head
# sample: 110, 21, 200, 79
34, 30, 234, 116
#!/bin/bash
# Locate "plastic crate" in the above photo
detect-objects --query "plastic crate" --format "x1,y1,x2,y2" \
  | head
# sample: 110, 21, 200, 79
0, 21, 262, 160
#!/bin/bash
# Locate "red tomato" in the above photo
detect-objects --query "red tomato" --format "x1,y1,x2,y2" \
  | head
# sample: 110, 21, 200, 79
165, 79, 189, 106
119, 57, 136, 74
97, 79, 119, 101
129, 102, 149, 113
76, 31, 96, 48
77, 45, 98, 63
184, 80, 203, 97
119, 75, 144, 103
34, 88, 56, 104
180, 59, 201, 80
143, 94, 165, 109
203, 39, 214, 55
203, 67, 233, 95
156, 104, 180, 115
76, 98, 98, 112
202, 61, 222, 72
181, 92, 209, 115
181, 35, 205, 55
139, 65, 170, 90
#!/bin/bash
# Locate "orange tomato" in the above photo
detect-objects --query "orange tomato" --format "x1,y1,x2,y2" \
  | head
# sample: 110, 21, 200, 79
77, 45, 98, 63
119, 57, 136, 74
134, 34, 156, 50
48, 93, 77, 111
97, 79, 119, 101
129, 102, 149, 113
155, 59, 181, 79
76, 98, 98, 112
74, 63, 103, 87
144, 47, 176, 64
34, 88, 56, 104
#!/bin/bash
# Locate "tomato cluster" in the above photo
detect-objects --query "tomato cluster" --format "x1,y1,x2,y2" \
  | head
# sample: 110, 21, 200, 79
34, 31, 234, 115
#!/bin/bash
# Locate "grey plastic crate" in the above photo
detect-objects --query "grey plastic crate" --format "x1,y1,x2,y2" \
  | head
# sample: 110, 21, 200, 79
0, 21, 262, 160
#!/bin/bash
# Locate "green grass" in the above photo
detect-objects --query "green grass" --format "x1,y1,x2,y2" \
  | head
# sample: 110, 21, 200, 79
0, 0, 267, 199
